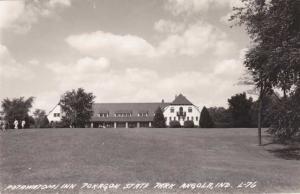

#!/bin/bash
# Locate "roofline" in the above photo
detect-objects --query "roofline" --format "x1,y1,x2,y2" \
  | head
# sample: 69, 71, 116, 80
93, 102, 170, 104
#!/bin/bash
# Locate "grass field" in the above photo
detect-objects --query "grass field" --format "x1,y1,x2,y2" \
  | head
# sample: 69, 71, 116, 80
0, 127, 299, 194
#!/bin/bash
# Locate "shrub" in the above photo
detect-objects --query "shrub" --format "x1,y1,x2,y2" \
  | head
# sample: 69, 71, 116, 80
184, 120, 194, 128
169, 121, 181, 128
200, 107, 214, 128
50, 120, 69, 128
40, 116, 50, 128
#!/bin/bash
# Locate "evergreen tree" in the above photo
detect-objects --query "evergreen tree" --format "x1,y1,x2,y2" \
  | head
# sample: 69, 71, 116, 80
152, 107, 166, 128
200, 106, 214, 128
228, 93, 253, 128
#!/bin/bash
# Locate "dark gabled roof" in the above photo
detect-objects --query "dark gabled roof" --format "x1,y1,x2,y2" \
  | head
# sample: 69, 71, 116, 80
171, 94, 193, 105
92, 102, 169, 118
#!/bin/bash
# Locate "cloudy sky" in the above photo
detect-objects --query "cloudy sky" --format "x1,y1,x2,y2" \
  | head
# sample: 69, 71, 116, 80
0, 0, 251, 112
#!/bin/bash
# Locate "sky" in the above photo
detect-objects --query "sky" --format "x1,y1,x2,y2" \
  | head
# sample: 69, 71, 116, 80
0, 0, 252, 113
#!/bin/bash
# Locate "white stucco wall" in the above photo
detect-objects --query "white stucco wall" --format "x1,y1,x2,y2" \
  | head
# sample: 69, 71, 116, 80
163, 105, 201, 126
47, 105, 62, 123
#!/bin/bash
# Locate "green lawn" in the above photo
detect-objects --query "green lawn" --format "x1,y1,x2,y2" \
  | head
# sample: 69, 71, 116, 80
0, 127, 299, 194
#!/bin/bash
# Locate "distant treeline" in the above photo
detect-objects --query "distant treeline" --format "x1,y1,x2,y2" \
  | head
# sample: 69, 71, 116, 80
208, 93, 277, 128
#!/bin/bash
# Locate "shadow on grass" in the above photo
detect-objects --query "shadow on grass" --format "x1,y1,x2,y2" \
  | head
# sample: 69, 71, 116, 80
262, 132, 300, 160
267, 147, 300, 160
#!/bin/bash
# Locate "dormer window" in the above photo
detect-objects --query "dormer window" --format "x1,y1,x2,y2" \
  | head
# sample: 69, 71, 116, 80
115, 112, 132, 117
98, 113, 108, 117
138, 112, 148, 117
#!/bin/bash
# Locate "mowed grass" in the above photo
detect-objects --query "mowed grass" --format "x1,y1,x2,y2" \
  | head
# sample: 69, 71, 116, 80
0, 127, 299, 193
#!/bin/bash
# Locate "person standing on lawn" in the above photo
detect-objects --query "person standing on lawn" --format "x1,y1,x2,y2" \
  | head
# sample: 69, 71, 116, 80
14, 119, 18, 130
21, 120, 26, 129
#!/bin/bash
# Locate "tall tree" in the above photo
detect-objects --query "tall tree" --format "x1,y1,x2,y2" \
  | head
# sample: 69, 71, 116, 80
228, 93, 253, 128
33, 109, 49, 128
153, 107, 166, 128
200, 106, 214, 128
230, 0, 300, 144
208, 107, 233, 128
1, 97, 34, 129
60, 88, 95, 128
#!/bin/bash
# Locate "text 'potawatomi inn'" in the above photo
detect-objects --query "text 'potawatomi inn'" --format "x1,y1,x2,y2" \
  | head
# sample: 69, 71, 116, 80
48, 94, 202, 128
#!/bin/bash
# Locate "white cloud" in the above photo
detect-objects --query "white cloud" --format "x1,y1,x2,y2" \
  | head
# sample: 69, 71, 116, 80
66, 31, 156, 58
43, 47, 248, 108
154, 19, 185, 34
165, 0, 245, 24
0, 44, 33, 80
0, 0, 72, 35
67, 21, 236, 58
47, 56, 110, 77
165, 0, 239, 15
46, 56, 110, 91
0, 1, 24, 30
157, 21, 236, 56
48, 0, 71, 8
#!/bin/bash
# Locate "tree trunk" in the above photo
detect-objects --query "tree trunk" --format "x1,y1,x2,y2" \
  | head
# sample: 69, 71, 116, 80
258, 85, 263, 146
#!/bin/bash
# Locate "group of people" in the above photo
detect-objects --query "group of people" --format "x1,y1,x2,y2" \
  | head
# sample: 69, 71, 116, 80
13, 119, 26, 130
0, 119, 26, 132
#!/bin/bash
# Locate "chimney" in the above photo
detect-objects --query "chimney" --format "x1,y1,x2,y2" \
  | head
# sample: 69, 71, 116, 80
161, 99, 165, 103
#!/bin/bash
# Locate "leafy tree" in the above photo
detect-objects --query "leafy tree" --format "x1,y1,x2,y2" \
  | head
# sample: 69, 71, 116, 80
152, 107, 166, 128
26, 116, 35, 128
231, 0, 300, 143
200, 106, 214, 128
169, 120, 181, 128
1, 97, 34, 129
184, 120, 194, 128
208, 107, 233, 128
268, 87, 300, 142
60, 88, 95, 128
228, 93, 253, 128
251, 94, 277, 128
33, 109, 49, 128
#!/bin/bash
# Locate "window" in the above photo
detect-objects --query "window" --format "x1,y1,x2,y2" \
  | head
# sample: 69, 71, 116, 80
115, 113, 132, 117
191, 116, 194, 121
187, 116, 189, 121
196, 116, 198, 121
170, 107, 174, 113
174, 117, 176, 121
54, 113, 60, 117
169, 117, 172, 121
138, 112, 148, 117
179, 107, 183, 112
98, 113, 108, 117
188, 107, 192, 113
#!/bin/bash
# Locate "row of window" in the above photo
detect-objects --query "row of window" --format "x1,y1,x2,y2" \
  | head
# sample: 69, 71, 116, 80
115, 113, 132, 117
97, 112, 149, 117
170, 107, 193, 113
167, 116, 198, 121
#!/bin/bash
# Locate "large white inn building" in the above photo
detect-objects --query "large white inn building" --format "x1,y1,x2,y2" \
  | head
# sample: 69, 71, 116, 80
47, 94, 201, 128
